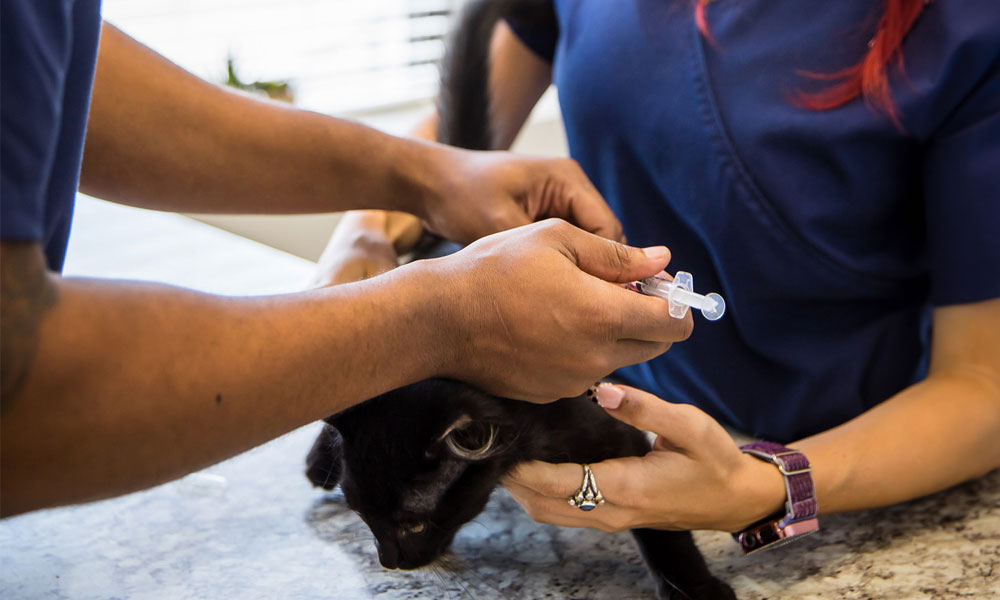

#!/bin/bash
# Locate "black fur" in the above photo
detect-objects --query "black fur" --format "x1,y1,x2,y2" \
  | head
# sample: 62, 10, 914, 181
436, 0, 556, 150
307, 380, 734, 599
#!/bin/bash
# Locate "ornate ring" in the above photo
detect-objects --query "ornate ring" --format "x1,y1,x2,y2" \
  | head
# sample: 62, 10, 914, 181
567, 463, 604, 511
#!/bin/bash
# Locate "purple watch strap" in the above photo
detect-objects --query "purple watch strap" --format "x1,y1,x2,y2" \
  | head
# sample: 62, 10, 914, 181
739, 441, 818, 526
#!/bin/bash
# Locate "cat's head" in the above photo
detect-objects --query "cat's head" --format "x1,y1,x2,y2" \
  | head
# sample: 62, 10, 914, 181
306, 379, 519, 570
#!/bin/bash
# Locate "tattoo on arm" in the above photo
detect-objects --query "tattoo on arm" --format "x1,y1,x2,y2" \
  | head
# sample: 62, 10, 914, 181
1, 242, 59, 411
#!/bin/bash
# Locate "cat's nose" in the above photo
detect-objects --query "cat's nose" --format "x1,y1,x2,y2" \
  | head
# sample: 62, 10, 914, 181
376, 539, 400, 569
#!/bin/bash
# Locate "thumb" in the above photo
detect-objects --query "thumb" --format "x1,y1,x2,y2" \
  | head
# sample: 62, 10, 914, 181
560, 226, 671, 283
595, 384, 701, 450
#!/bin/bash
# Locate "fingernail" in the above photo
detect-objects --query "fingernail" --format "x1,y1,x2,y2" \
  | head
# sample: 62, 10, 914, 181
596, 384, 625, 409
642, 246, 668, 260
586, 382, 601, 402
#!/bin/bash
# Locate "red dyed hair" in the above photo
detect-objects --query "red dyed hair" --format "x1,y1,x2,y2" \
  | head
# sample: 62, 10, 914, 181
696, 0, 929, 127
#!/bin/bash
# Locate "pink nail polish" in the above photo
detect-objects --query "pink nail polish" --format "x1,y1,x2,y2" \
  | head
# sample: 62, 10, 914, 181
596, 384, 625, 409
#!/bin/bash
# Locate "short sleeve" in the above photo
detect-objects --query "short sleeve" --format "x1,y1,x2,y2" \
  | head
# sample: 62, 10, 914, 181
505, 3, 559, 63
0, 1, 72, 243
923, 55, 1000, 306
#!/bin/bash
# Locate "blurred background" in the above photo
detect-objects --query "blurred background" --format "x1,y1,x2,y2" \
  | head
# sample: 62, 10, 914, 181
95, 0, 567, 261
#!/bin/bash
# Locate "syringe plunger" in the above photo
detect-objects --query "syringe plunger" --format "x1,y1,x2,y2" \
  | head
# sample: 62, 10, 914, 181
636, 272, 726, 321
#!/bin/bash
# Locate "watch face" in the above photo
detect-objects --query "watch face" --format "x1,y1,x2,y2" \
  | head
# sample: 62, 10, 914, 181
738, 523, 781, 553
738, 519, 819, 554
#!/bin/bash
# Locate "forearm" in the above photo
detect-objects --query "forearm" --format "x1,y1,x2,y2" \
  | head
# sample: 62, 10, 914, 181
0, 258, 448, 515
795, 371, 1000, 514
80, 22, 452, 216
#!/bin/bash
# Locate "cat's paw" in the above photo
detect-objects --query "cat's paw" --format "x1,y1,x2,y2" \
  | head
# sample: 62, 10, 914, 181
658, 577, 737, 600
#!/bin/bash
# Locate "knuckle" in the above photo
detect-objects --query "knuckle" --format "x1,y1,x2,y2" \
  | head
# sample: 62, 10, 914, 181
599, 240, 632, 282
676, 404, 713, 438
591, 518, 617, 533
546, 479, 571, 498
607, 513, 632, 532
536, 217, 570, 241
696, 417, 717, 442
562, 157, 584, 175
540, 217, 568, 230
559, 380, 591, 401
584, 352, 614, 380
611, 240, 631, 268
596, 514, 626, 532
674, 403, 701, 421
615, 478, 643, 509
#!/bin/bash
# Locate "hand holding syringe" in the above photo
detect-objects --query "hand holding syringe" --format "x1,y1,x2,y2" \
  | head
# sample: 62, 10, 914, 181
630, 271, 726, 321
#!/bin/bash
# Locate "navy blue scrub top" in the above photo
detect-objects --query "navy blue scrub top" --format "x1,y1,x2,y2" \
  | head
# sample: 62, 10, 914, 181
512, 0, 1000, 441
1, 0, 102, 272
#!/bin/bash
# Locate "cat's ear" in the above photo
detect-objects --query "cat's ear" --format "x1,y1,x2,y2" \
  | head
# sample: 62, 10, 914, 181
305, 423, 344, 490
438, 415, 502, 461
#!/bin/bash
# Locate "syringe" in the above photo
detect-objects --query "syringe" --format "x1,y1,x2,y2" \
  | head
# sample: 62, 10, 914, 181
634, 271, 726, 321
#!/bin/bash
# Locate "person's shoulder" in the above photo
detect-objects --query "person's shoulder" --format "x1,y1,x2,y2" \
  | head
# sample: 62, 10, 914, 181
930, 0, 1000, 53
904, 0, 999, 138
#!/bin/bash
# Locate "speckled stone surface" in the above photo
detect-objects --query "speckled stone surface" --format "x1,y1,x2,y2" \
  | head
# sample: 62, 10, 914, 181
2, 199, 998, 599
3, 420, 997, 600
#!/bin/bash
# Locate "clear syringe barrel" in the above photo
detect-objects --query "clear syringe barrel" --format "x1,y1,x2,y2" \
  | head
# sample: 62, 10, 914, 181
636, 272, 726, 321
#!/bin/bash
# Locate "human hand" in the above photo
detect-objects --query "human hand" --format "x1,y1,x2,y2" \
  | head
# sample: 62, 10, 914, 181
502, 384, 787, 532
311, 211, 402, 288
421, 148, 623, 244
429, 219, 691, 402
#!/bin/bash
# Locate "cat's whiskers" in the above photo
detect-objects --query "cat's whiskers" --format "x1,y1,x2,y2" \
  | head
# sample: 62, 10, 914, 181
659, 575, 695, 600
336, 533, 374, 543
466, 518, 492, 535
319, 470, 336, 490
335, 522, 374, 543
443, 555, 514, 600
428, 563, 462, 598
445, 566, 477, 600
427, 555, 489, 599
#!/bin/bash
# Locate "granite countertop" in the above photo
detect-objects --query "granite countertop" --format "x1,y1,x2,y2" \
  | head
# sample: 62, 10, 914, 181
2, 198, 998, 599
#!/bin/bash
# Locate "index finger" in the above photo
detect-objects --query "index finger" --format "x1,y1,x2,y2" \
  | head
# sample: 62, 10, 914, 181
569, 191, 625, 243
554, 161, 624, 242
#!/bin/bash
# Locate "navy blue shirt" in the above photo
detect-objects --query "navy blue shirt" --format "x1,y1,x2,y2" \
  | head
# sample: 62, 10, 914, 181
1, 0, 102, 271
513, 0, 1000, 441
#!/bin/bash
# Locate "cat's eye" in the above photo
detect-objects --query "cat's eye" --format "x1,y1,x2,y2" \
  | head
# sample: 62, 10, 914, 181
401, 523, 426, 535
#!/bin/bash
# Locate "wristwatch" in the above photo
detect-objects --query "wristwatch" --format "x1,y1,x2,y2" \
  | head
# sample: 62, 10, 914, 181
733, 441, 819, 554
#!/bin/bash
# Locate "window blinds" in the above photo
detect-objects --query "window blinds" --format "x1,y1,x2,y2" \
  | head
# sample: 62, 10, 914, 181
102, 0, 463, 114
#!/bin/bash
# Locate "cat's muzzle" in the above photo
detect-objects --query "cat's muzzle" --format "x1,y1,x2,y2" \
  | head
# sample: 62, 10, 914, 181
567, 463, 604, 511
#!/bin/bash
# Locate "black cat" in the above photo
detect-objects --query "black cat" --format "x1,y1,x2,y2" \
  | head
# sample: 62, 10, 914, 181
306, 380, 735, 600
306, 1, 736, 598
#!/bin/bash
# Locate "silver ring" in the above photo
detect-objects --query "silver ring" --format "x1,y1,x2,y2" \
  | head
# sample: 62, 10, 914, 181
567, 463, 604, 511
